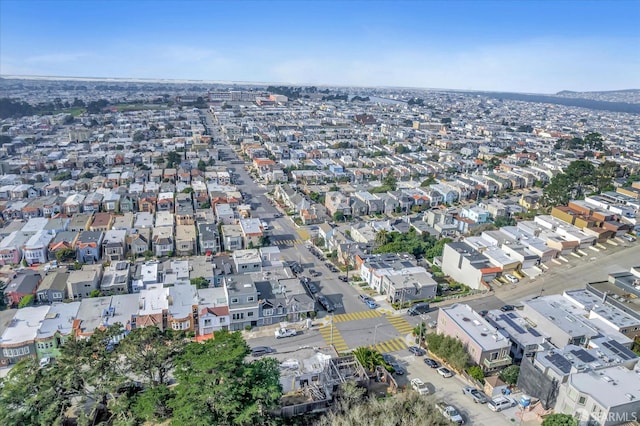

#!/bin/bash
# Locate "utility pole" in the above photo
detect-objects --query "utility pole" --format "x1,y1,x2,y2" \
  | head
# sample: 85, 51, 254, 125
330, 313, 334, 345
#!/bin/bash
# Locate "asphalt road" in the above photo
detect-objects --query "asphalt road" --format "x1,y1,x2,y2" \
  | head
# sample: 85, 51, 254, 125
205, 110, 640, 412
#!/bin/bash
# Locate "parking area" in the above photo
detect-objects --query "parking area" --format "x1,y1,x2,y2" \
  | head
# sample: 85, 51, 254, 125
392, 354, 538, 426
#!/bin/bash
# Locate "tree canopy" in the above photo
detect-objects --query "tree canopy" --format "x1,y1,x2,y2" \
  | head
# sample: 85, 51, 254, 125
542, 159, 619, 207
0, 327, 282, 426
541, 413, 579, 426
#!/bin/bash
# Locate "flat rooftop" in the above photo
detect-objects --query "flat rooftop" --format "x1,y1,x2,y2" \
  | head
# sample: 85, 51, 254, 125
569, 365, 640, 409
439, 303, 511, 351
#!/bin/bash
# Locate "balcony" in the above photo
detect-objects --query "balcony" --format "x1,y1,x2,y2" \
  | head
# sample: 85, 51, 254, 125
483, 355, 512, 369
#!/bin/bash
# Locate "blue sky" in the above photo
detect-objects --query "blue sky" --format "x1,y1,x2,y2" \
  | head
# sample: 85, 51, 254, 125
1, 0, 639, 93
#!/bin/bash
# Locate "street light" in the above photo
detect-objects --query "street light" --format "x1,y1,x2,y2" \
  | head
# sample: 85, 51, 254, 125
373, 323, 383, 346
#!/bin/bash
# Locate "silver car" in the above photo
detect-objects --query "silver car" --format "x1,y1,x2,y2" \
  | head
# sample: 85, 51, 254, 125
462, 386, 489, 404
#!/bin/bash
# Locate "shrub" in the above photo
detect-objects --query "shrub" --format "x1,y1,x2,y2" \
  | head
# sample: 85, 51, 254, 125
466, 365, 485, 383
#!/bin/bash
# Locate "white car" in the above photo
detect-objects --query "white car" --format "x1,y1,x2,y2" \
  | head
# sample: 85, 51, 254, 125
487, 396, 516, 412
410, 378, 430, 395
437, 366, 454, 378
505, 274, 519, 283
436, 402, 464, 424
274, 328, 297, 339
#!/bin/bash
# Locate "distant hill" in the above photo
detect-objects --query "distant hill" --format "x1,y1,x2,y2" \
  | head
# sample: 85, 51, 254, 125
461, 90, 640, 114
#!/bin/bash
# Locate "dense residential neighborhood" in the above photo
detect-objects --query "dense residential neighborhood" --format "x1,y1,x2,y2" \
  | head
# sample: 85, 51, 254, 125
1, 78, 640, 425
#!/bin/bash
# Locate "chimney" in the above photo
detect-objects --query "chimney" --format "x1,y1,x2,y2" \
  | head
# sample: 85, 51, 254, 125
602, 291, 608, 303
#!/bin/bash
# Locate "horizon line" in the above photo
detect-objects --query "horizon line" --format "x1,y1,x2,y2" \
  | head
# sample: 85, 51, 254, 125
1, 74, 638, 97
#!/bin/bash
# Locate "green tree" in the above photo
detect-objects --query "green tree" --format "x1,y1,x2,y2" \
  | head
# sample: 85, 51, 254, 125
333, 211, 346, 222
165, 150, 182, 168
421, 176, 436, 187
259, 235, 271, 247
375, 229, 390, 246
119, 327, 186, 387
197, 159, 207, 172
316, 389, 451, 426
466, 365, 485, 383
190, 277, 209, 289
56, 248, 76, 262
499, 365, 520, 385
170, 331, 282, 425
131, 384, 174, 423
17, 294, 33, 308
352, 347, 387, 372
425, 333, 469, 371
541, 413, 579, 426
53, 171, 72, 181
494, 216, 516, 227
89, 289, 103, 298
0, 358, 72, 425
181, 187, 194, 194
413, 321, 427, 344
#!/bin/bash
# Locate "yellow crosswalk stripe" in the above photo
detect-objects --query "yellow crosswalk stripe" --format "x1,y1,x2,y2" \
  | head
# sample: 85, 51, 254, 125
372, 337, 409, 354
318, 326, 349, 352
333, 310, 381, 323
387, 316, 414, 334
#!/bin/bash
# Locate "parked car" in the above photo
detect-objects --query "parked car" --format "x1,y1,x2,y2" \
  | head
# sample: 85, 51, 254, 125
309, 269, 320, 277
359, 294, 373, 303
410, 378, 430, 395
436, 402, 464, 424
382, 354, 395, 364
500, 304, 515, 312
408, 302, 430, 316
274, 328, 298, 339
437, 367, 453, 378
462, 386, 489, 404
479, 310, 488, 317
317, 295, 335, 312
488, 396, 517, 412
366, 299, 378, 309
338, 275, 348, 282
504, 274, 519, 283
251, 346, 275, 357
306, 282, 318, 294
623, 234, 637, 242
423, 358, 439, 368
390, 362, 405, 375
408, 346, 426, 356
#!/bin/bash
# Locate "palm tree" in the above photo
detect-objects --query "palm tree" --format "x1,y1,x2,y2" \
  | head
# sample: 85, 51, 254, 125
352, 347, 385, 372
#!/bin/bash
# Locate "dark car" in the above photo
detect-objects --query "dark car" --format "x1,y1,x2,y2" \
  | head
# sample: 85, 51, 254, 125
382, 354, 395, 364
309, 269, 320, 277
251, 346, 275, 357
500, 305, 515, 312
479, 310, 488, 317
424, 358, 439, 368
408, 346, 426, 356
390, 362, 405, 375
330, 266, 339, 273
306, 282, 318, 294
338, 275, 348, 282
317, 295, 335, 312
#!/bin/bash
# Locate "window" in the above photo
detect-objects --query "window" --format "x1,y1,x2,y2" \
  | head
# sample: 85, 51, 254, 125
263, 309, 273, 316
578, 396, 586, 406
203, 319, 212, 327
220, 317, 226, 324
231, 298, 239, 304
247, 296, 255, 302
232, 313, 244, 320
247, 312, 254, 317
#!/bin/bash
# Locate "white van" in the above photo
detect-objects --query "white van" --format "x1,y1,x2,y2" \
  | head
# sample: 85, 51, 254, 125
488, 396, 516, 412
